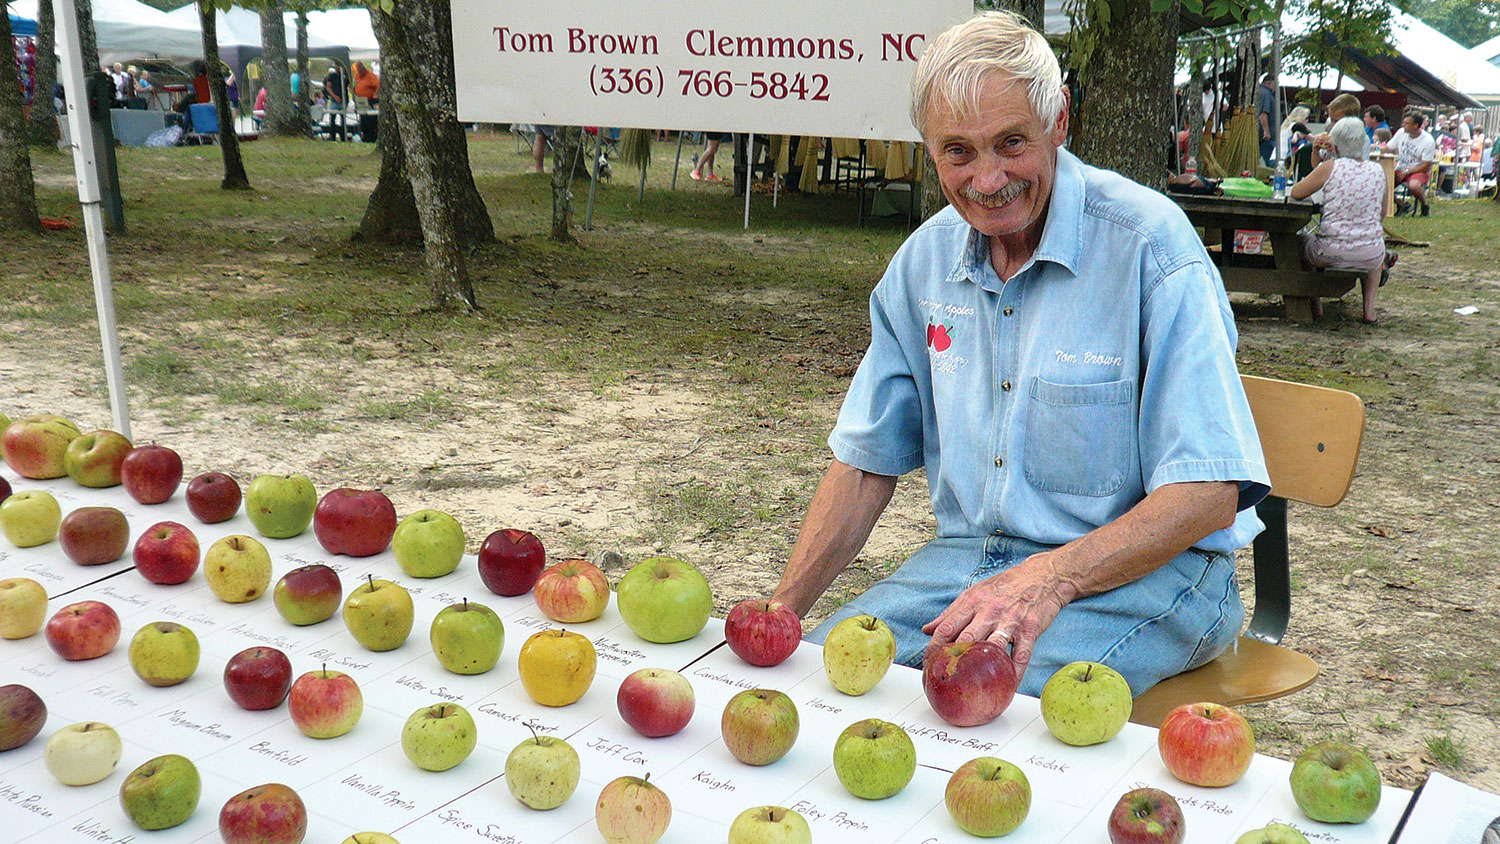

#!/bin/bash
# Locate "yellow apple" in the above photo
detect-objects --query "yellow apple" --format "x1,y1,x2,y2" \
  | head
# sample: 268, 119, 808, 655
517, 629, 596, 707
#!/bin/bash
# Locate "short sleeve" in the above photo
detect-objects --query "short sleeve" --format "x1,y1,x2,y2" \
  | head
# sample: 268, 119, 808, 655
1137, 262, 1270, 515
827, 285, 926, 477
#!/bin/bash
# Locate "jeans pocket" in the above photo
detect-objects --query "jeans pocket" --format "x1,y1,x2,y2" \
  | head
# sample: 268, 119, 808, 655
1023, 376, 1134, 497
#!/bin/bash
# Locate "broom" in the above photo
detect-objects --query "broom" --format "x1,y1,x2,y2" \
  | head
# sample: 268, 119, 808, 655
618, 128, 652, 200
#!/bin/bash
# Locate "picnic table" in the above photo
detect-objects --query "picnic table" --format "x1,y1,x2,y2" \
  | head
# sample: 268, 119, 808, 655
1170, 194, 1362, 323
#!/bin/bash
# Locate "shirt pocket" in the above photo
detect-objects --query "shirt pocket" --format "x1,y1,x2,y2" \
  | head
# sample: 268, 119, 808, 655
1023, 376, 1135, 497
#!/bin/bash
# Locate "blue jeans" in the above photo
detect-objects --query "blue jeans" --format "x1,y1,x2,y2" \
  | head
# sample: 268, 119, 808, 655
806, 535, 1244, 697
1260, 137, 1276, 168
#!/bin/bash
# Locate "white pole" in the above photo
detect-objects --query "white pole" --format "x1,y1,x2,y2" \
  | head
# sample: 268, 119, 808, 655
53, 0, 132, 439
743, 132, 753, 230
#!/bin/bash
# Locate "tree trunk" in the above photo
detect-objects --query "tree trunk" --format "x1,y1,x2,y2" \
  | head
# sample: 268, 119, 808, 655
1234, 29, 1260, 116
257, 0, 297, 136
551, 125, 582, 242
409, 0, 494, 244
1072, 0, 1181, 191
355, 18, 421, 247
996, 0, 1045, 31
294, 10, 312, 136
1187, 44, 1204, 166
27, 0, 57, 147
920, 156, 946, 221
371, 1, 477, 308
197, 2, 251, 190
75, 0, 100, 75
0, 9, 42, 232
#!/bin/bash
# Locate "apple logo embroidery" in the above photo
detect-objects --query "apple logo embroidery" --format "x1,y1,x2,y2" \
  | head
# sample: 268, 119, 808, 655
927, 319, 954, 353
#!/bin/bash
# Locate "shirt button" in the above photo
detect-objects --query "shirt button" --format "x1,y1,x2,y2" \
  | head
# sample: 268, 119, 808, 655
1003, 306, 1014, 316
1002, 380, 1012, 392
994, 456, 1004, 467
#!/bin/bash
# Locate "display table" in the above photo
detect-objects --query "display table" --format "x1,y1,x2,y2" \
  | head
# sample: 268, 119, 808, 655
0, 467, 1412, 843
109, 109, 170, 147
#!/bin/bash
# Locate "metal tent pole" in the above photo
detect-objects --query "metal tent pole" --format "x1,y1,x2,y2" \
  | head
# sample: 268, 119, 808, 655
54, 0, 131, 439
743, 132, 753, 229
672, 132, 685, 189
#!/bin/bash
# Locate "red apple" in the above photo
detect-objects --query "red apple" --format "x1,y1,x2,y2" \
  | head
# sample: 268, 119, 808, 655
62, 429, 133, 488
287, 667, 362, 738
185, 472, 242, 523
223, 647, 294, 711
533, 558, 609, 623
133, 521, 200, 585
219, 782, 307, 844
0, 683, 47, 751
725, 599, 803, 667
477, 528, 547, 596
617, 668, 696, 738
0, 475, 10, 504
313, 488, 397, 557
720, 688, 799, 766
273, 564, 343, 626
1157, 702, 1255, 787
58, 506, 131, 566
922, 640, 1018, 727
1108, 787, 1185, 844
1, 414, 80, 479
45, 600, 121, 660
120, 444, 183, 504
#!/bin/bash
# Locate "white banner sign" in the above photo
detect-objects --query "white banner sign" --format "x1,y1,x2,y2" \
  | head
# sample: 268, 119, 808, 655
450, 0, 973, 142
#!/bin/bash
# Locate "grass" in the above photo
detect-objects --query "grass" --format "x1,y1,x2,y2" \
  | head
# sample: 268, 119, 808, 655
1424, 731, 1470, 769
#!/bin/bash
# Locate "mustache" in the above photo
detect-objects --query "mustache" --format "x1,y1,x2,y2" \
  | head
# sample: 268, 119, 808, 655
962, 179, 1029, 208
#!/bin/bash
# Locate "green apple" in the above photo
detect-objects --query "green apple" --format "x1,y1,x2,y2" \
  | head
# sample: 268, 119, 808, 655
1235, 823, 1312, 844
1039, 661, 1133, 746
832, 718, 915, 799
119, 753, 200, 830
821, 615, 896, 695
128, 621, 200, 687
728, 806, 811, 844
616, 556, 713, 644
343, 576, 414, 651
245, 474, 318, 539
430, 599, 503, 674
203, 535, 273, 604
392, 510, 466, 578
1289, 740, 1382, 823
505, 733, 580, 810
402, 703, 477, 771
0, 490, 62, 548
64, 429, 133, 488
0, 577, 48, 639
945, 756, 1030, 837
44, 721, 122, 785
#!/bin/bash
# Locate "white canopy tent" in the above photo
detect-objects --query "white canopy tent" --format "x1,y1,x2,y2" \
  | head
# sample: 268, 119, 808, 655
10, 0, 201, 64
1474, 33, 1500, 67
162, 3, 340, 53
290, 8, 378, 62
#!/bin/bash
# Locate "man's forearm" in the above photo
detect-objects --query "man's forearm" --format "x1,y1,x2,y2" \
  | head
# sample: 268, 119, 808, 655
772, 459, 898, 616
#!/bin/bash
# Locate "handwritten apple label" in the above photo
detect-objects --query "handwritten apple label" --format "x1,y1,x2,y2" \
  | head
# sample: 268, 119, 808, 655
340, 774, 418, 812
434, 807, 531, 843
85, 683, 141, 711
690, 666, 756, 691
789, 799, 872, 832
18, 662, 54, 680
583, 735, 649, 767
689, 770, 737, 793
473, 703, 558, 735
1023, 754, 1070, 774
155, 603, 221, 628
94, 584, 151, 608
511, 614, 552, 632
592, 636, 646, 667
244, 740, 308, 767
394, 674, 466, 703
0, 782, 54, 819
66, 818, 133, 842
227, 623, 305, 652
158, 708, 233, 742
803, 696, 844, 715
895, 720, 1000, 754
305, 647, 371, 673
22, 562, 62, 582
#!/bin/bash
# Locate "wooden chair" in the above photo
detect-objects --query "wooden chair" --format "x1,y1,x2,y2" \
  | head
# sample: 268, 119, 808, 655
1129, 375, 1365, 727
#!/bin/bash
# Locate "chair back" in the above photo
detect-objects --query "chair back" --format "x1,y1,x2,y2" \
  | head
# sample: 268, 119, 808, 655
1242, 375, 1364, 507
188, 103, 218, 135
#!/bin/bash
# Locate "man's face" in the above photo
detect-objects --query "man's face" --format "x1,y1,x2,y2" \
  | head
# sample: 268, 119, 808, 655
924, 75, 1067, 242
1364, 113, 1377, 128
1404, 117, 1421, 137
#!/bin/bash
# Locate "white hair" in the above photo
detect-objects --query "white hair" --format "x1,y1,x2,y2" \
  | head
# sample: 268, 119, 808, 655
1329, 116, 1369, 159
909, 11, 1064, 139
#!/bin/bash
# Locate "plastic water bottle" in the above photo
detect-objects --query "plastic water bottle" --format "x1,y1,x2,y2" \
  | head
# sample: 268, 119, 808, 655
1273, 160, 1288, 200
1185, 155, 1198, 176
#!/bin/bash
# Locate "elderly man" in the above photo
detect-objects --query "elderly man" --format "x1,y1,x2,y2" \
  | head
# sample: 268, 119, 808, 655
772, 11, 1270, 697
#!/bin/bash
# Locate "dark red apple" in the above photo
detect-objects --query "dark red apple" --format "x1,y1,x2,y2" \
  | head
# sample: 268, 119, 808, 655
133, 521, 200, 585
0, 475, 10, 504
922, 640, 1018, 727
120, 444, 183, 505
186, 472, 242, 524
1108, 787, 1185, 844
312, 488, 397, 557
223, 647, 294, 711
0, 683, 46, 751
219, 782, 307, 844
477, 528, 547, 596
58, 506, 131, 566
45, 600, 121, 660
725, 599, 803, 667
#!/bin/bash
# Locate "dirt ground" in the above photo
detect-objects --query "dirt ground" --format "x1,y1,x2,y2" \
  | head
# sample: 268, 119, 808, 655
5, 147, 1499, 796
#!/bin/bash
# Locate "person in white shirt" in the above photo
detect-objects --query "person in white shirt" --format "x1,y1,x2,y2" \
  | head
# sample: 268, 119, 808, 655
1457, 113, 1472, 145
1393, 113, 1436, 216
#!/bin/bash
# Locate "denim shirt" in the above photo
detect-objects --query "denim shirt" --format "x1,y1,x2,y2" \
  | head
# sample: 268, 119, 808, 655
830, 148, 1270, 553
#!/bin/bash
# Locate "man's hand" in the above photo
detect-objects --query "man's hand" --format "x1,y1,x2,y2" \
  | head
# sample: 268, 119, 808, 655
921, 550, 1076, 683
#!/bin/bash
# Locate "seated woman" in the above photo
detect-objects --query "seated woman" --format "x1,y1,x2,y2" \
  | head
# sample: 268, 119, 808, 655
1291, 116, 1391, 324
